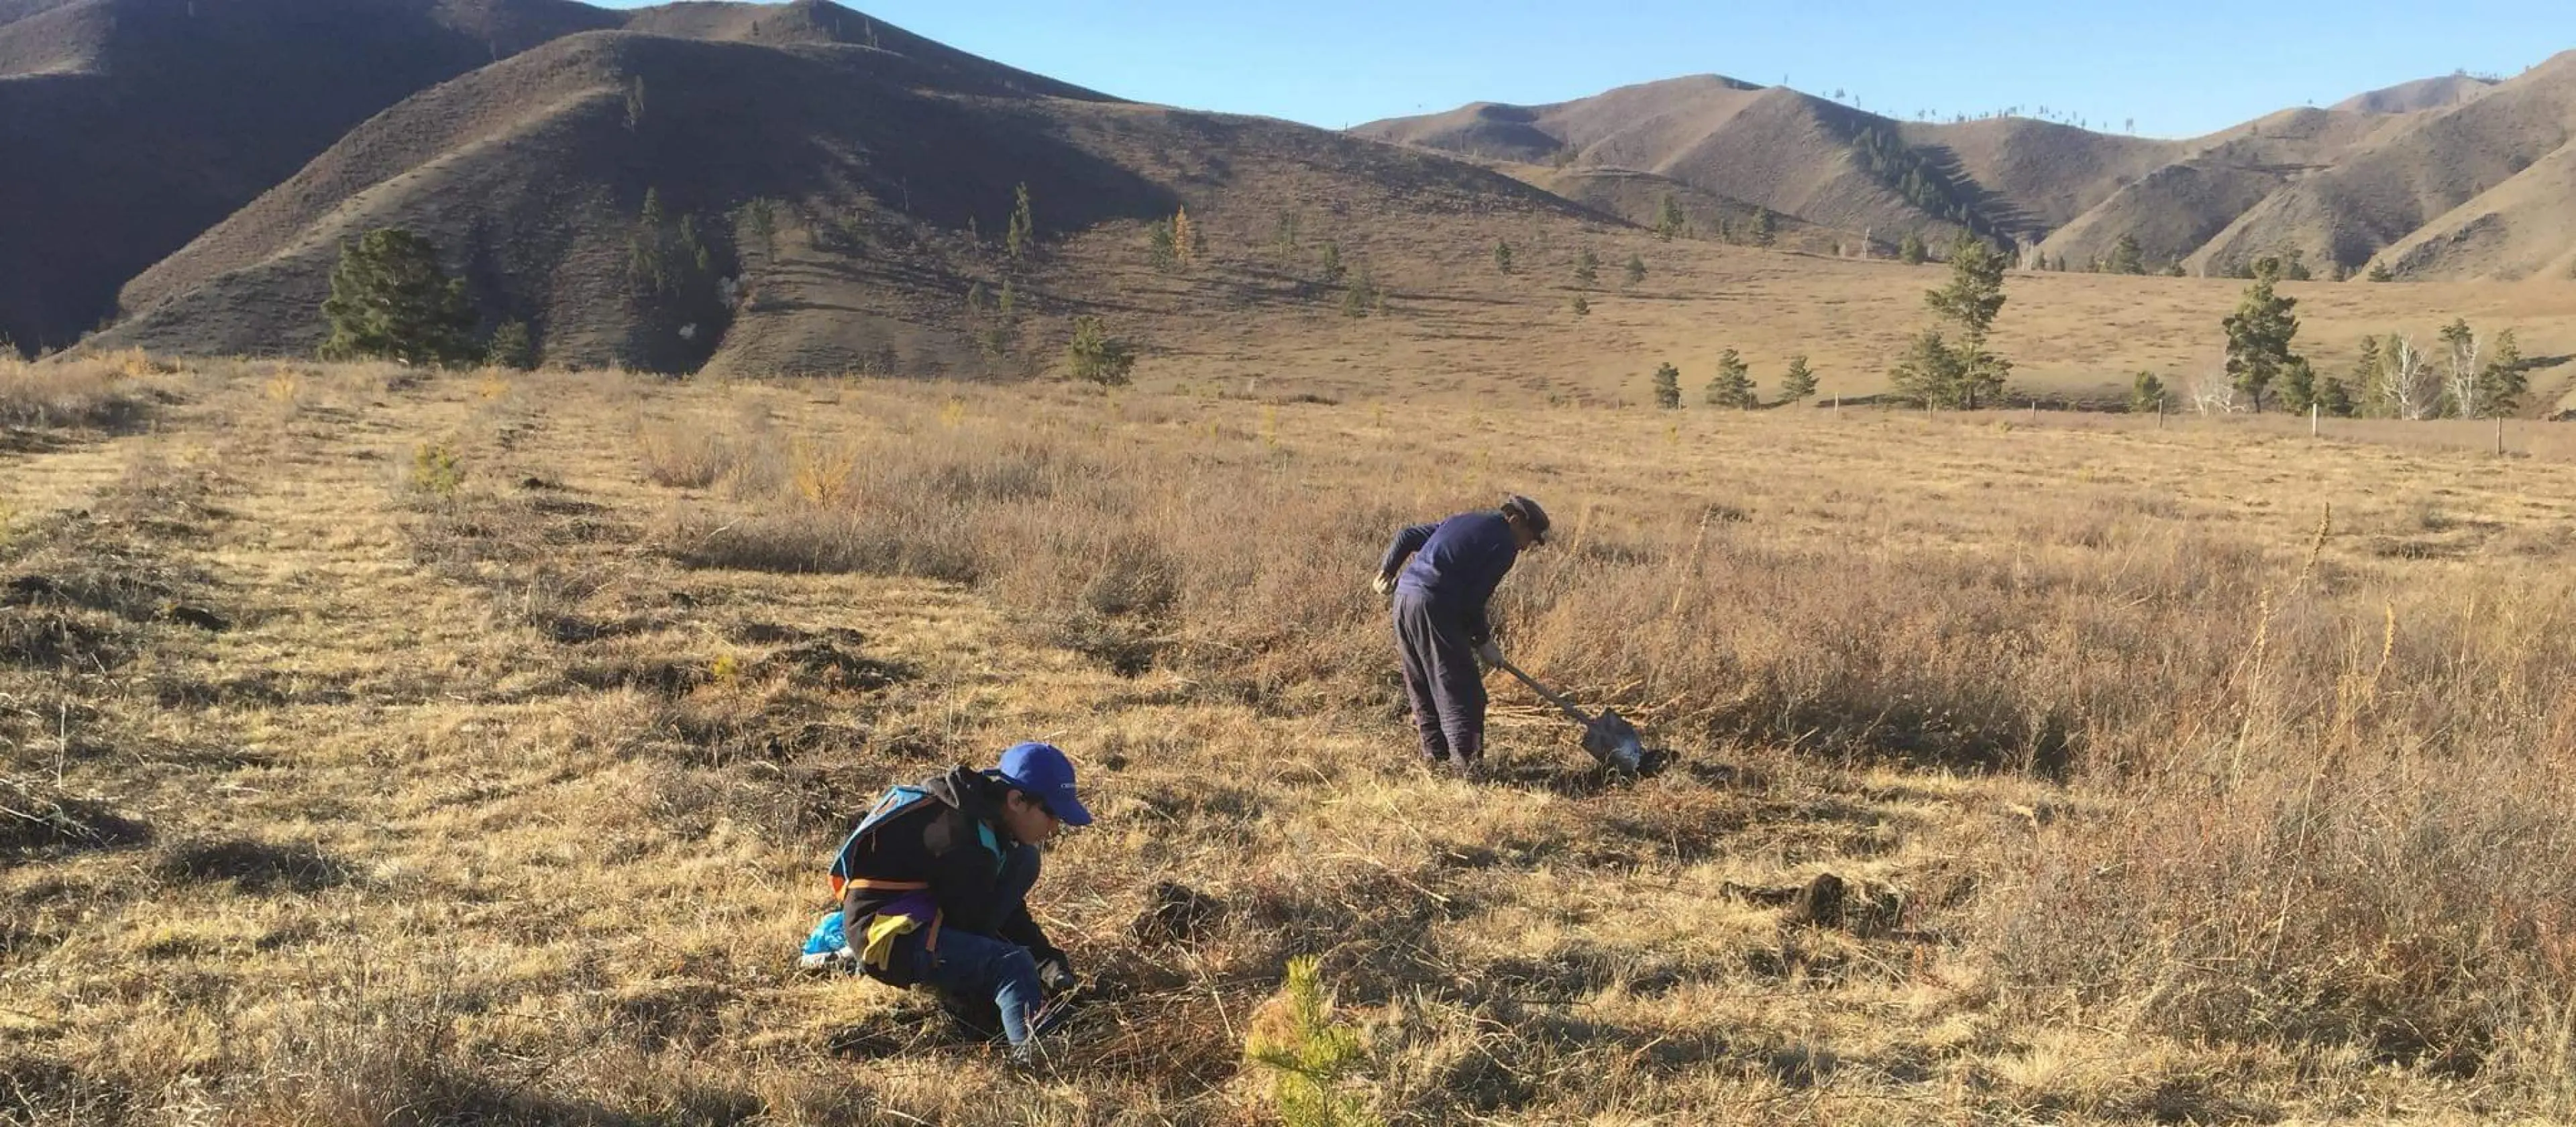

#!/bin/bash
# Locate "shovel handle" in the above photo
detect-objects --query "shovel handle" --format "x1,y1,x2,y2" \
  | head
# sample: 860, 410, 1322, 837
1489, 657, 1596, 728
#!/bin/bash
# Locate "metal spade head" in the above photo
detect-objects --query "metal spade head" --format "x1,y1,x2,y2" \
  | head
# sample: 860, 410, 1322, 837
1580, 708, 1659, 776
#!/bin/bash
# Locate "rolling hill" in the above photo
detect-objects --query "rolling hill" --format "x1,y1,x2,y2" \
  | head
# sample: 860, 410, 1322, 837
2203, 51, 2576, 280
92, 7, 1599, 375
1361, 55, 2576, 280
0, 0, 623, 356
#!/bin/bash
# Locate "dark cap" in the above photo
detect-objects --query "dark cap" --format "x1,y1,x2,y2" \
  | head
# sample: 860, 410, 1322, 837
1499, 494, 1551, 543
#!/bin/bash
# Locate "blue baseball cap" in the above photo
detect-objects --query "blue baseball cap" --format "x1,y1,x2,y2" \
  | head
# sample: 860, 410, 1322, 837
994, 742, 1093, 827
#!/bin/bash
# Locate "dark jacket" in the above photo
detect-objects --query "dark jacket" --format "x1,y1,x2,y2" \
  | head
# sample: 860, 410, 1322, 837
836, 766, 1061, 963
1379, 511, 1521, 644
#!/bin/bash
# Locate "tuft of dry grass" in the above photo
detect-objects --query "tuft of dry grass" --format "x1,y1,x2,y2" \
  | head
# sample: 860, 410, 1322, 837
0, 355, 152, 432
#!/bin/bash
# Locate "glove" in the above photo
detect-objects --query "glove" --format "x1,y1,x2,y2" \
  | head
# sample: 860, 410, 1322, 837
1369, 572, 1395, 596
1036, 956, 1078, 995
1475, 641, 1505, 667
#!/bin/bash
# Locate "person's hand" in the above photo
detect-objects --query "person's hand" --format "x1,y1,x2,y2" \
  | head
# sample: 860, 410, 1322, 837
1475, 641, 1505, 667
1369, 572, 1395, 596
1036, 957, 1078, 995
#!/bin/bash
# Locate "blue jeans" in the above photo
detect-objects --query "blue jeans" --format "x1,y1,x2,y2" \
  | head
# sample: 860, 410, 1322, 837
897, 845, 1046, 1046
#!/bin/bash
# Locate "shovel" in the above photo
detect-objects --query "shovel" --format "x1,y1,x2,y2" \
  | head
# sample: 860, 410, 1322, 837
1489, 656, 1663, 776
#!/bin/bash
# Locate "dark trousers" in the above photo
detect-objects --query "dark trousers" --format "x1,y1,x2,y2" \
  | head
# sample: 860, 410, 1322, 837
890, 845, 1047, 1046
1393, 590, 1485, 765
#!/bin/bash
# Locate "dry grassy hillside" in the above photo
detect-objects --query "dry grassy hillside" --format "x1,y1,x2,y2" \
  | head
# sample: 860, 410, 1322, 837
1055, 227, 2576, 413
2333, 73, 2501, 115
2204, 51, 2576, 279
1357, 78, 1996, 246
9, 355, 2576, 1123
0, 0, 623, 355
2042, 108, 2417, 270
1368, 60, 2576, 286
1890, 116, 2171, 234
90, 12, 1595, 378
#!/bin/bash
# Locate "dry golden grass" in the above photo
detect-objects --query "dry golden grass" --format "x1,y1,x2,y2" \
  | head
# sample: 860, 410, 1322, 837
0, 354, 155, 435
1039, 209, 2576, 416
8, 356, 2576, 1125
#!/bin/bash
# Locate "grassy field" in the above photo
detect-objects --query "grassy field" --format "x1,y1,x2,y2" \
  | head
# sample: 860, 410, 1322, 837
1071, 218, 2576, 413
8, 343, 2576, 1124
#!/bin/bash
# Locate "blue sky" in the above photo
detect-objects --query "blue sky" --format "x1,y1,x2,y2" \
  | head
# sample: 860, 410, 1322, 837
600, 1, 2576, 138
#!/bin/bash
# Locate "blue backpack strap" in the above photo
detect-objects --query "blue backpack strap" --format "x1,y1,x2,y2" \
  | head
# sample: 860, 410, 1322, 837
828, 786, 934, 898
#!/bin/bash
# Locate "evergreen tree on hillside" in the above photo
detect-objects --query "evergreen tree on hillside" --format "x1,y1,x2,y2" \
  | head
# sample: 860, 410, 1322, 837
1624, 254, 1647, 286
320, 228, 478, 366
2105, 233, 2145, 274
1655, 193, 1686, 241
2279, 358, 2318, 414
1006, 182, 1034, 262
1705, 349, 1756, 409
1574, 248, 1600, 288
1493, 239, 1514, 274
1748, 207, 1776, 247
2318, 376, 2357, 417
1889, 237, 2012, 408
1778, 355, 1817, 402
2222, 257, 2302, 411
1652, 362, 1682, 409
2481, 329, 2528, 416
1065, 316, 1134, 385
2131, 371, 2165, 413
1899, 233, 1928, 264
485, 319, 535, 370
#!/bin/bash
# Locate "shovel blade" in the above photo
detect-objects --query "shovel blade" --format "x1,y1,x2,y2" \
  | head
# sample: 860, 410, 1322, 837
1580, 709, 1660, 776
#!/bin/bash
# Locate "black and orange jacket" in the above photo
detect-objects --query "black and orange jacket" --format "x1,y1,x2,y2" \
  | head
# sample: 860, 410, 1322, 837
830, 766, 1061, 966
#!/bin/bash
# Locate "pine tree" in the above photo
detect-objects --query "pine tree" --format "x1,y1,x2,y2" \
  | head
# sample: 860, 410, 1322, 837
1493, 239, 1514, 274
2105, 233, 2145, 274
319, 228, 478, 366
1148, 219, 1178, 269
1244, 957, 1378, 1127
1341, 272, 1378, 319
1889, 237, 2012, 409
1006, 182, 1034, 262
2279, 358, 2318, 414
2318, 376, 2357, 417
1652, 362, 1681, 409
1064, 316, 1134, 385
2222, 257, 2302, 411
1890, 330, 1967, 407
2366, 263, 2395, 282
1569, 294, 1591, 318
1574, 248, 1600, 288
1778, 355, 1817, 402
631, 188, 672, 295
1899, 233, 1928, 264
1624, 254, 1646, 286
484, 319, 535, 370
1929, 237, 2009, 339
2481, 329, 2528, 415
1748, 207, 1776, 247
2131, 371, 2166, 413
1705, 348, 1756, 409
1654, 193, 1686, 241
1318, 241, 1346, 285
